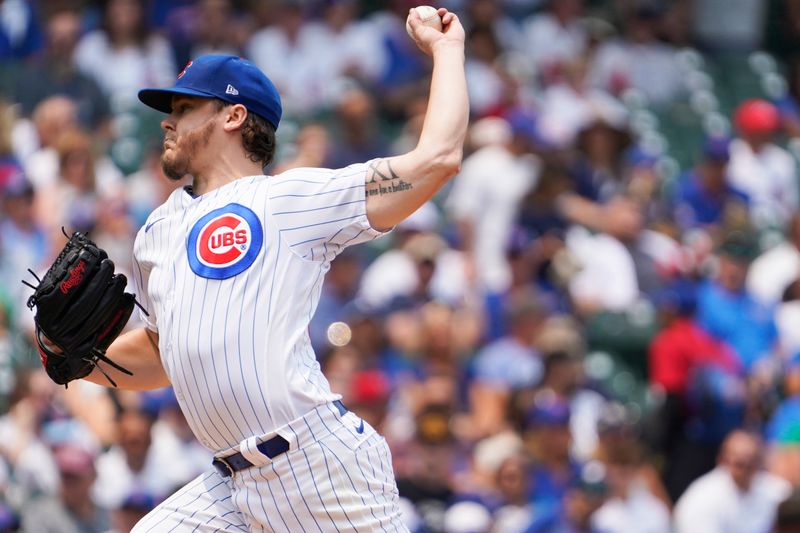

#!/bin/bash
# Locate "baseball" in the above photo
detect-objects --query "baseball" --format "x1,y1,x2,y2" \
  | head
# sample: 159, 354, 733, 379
327, 321, 352, 347
406, 5, 443, 38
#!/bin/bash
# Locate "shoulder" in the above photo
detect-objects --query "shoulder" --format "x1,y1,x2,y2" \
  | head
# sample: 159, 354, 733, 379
462, 145, 508, 170
674, 171, 698, 195
477, 337, 530, 361
753, 471, 792, 500
765, 144, 795, 167
270, 163, 370, 187
248, 27, 283, 49
677, 469, 726, 506
754, 242, 796, 265
271, 166, 338, 182
523, 13, 555, 33
146, 33, 171, 49
74, 30, 108, 58
77, 30, 107, 48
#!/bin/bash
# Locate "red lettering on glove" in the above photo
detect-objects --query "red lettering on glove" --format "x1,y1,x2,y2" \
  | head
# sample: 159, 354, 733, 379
37, 345, 48, 366
60, 260, 87, 294
96, 309, 123, 342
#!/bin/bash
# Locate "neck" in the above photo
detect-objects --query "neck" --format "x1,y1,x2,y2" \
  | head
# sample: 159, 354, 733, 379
191, 154, 263, 196
67, 498, 95, 519
126, 455, 146, 472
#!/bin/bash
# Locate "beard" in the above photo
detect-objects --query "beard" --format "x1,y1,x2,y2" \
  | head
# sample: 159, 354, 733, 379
161, 119, 216, 181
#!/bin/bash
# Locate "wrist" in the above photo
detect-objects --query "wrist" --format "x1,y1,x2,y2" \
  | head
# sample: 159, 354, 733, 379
431, 40, 465, 57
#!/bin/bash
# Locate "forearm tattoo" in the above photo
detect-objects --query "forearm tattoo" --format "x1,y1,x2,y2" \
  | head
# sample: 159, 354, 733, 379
365, 159, 413, 197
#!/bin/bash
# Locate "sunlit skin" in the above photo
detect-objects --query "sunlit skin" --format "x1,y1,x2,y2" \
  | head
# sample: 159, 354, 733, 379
159, 95, 260, 195
159, 96, 221, 181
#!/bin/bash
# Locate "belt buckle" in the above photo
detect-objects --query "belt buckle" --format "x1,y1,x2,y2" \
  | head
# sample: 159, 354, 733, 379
214, 456, 235, 478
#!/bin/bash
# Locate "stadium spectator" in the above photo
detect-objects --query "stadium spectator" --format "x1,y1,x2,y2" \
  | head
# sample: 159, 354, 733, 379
93, 407, 192, 509
125, 142, 187, 228
648, 277, 745, 501
588, 5, 686, 107
774, 277, 800, 362
0, 169, 47, 333
0, 0, 42, 60
21, 444, 109, 533
305, 0, 386, 94
186, 0, 244, 59
775, 488, 800, 533
464, 25, 510, 116
368, 0, 429, 117
524, 461, 608, 533
446, 115, 541, 296
73, 0, 176, 107
272, 122, 331, 173
671, 136, 749, 232
566, 193, 679, 314
747, 211, 800, 305
19, 96, 78, 190
462, 0, 525, 58
520, 0, 587, 87
109, 490, 158, 533
592, 434, 671, 533
35, 129, 123, 249
674, 430, 791, 533
727, 99, 798, 230
0, 370, 61, 498
325, 85, 391, 168
246, 0, 317, 115
696, 231, 778, 372
308, 248, 363, 350
12, 8, 109, 128
520, 394, 581, 513
764, 354, 800, 487
359, 202, 467, 310
470, 292, 546, 437
537, 58, 628, 149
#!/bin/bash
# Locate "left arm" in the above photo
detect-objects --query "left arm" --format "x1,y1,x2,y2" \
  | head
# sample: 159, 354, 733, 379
365, 7, 468, 231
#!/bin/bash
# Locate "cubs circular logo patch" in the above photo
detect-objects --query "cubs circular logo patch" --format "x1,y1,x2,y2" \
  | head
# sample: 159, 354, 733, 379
187, 203, 263, 279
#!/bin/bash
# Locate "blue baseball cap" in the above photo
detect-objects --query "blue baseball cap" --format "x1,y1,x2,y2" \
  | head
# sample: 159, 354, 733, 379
138, 54, 282, 130
702, 136, 731, 161
524, 397, 571, 428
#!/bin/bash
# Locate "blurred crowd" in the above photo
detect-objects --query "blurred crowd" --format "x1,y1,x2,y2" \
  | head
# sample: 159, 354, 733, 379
2, 0, 800, 532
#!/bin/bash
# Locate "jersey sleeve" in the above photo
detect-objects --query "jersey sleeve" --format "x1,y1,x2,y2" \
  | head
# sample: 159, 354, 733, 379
268, 162, 389, 262
131, 243, 158, 333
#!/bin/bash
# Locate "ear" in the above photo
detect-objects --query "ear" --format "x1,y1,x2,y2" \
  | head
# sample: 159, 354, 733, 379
221, 104, 248, 132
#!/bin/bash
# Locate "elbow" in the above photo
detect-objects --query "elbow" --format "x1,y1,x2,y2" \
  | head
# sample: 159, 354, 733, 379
432, 150, 462, 180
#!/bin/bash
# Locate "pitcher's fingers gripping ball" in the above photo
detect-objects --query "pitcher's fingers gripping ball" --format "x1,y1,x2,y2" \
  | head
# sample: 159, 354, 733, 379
405, 5, 461, 53
23, 231, 139, 387
406, 5, 443, 36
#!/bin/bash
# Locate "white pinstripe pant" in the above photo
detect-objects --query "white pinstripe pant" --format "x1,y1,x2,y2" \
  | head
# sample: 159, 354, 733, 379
132, 403, 408, 532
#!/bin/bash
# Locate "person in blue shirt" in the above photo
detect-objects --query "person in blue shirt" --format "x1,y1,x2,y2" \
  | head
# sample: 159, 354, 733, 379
672, 136, 749, 230
524, 461, 608, 533
766, 353, 800, 444
522, 397, 583, 513
697, 231, 778, 372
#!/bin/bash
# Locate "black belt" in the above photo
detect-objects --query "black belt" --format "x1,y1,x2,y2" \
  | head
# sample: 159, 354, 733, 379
213, 400, 347, 478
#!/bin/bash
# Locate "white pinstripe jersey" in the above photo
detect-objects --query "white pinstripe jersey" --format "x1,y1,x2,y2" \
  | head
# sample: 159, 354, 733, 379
132, 162, 383, 453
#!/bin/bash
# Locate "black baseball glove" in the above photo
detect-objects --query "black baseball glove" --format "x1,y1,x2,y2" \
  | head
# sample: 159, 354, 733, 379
23, 231, 140, 387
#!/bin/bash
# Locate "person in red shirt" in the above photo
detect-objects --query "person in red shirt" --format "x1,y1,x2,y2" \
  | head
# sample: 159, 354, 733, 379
648, 277, 744, 503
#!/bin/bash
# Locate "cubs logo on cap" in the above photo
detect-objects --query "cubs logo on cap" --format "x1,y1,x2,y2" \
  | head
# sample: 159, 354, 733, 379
187, 203, 263, 280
